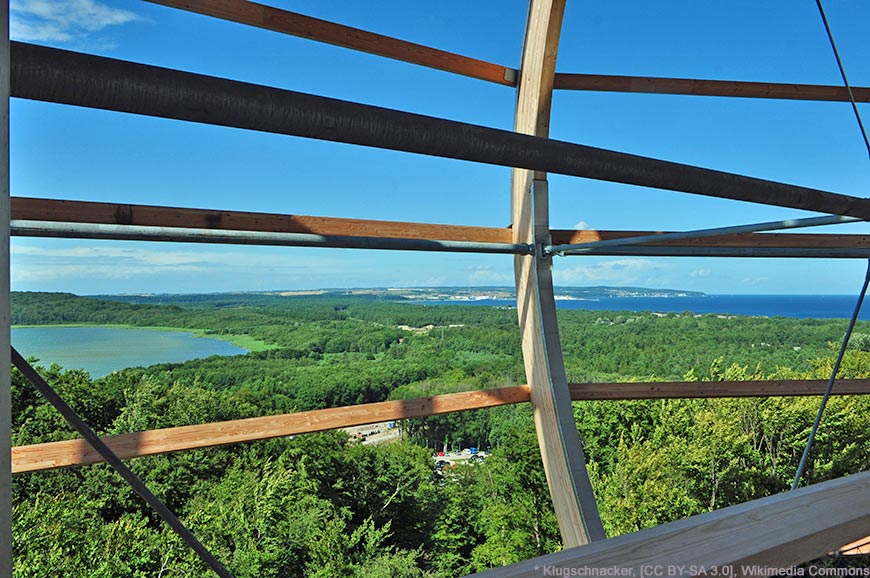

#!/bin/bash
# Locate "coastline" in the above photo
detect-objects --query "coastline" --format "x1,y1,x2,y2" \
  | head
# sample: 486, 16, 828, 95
11, 323, 277, 353
405, 294, 868, 321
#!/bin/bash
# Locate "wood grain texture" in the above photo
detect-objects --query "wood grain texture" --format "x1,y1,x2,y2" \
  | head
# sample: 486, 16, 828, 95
568, 379, 870, 400
468, 471, 870, 578
12, 198, 868, 249
146, 0, 516, 86
554, 73, 870, 102
11, 197, 511, 244
11, 386, 530, 473
0, 3, 12, 574
550, 229, 870, 249
14, 379, 870, 473
512, 0, 605, 546
838, 535, 870, 555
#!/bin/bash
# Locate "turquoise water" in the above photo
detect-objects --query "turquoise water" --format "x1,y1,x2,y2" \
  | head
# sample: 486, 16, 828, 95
12, 326, 247, 378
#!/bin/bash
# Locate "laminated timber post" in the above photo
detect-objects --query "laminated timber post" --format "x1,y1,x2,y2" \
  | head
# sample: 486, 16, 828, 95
0, 1, 10, 575
512, 0, 605, 546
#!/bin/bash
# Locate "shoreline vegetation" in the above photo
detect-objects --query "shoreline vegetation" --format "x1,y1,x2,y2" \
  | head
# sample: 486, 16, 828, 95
10, 290, 870, 576
11, 322, 277, 352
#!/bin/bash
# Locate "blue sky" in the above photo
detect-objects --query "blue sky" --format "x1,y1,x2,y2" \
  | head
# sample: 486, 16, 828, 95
8, 0, 870, 295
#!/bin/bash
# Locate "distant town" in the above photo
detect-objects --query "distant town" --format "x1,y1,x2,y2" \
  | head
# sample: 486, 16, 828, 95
262, 286, 707, 302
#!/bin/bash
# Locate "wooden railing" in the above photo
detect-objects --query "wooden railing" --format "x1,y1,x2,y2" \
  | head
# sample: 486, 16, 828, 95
11, 386, 530, 473
144, 0, 870, 105
10, 1, 870, 567
469, 471, 870, 578
14, 379, 870, 474
12, 197, 870, 250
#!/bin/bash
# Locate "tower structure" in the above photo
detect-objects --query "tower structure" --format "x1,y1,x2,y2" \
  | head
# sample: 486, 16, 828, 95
4, 2, 870, 576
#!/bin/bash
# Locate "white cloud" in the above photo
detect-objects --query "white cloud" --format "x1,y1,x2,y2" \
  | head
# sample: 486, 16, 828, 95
465, 265, 512, 285
573, 220, 590, 230
11, 244, 318, 284
11, 242, 474, 293
11, 0, 140, 44
554, 258, 665, 285
690, 268, 712, 278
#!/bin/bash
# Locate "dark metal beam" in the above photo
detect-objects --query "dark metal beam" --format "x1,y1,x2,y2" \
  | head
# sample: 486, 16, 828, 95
10, 42, 870, 219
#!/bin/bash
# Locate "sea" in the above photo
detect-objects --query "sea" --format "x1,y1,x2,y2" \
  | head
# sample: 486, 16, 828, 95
412, 294, 870, 320
11, 295, 869, 377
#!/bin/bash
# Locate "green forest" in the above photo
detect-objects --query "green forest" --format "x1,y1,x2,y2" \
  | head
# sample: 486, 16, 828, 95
10, 291, 870, 577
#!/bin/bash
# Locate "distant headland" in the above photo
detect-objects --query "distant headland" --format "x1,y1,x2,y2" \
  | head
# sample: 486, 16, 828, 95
98, 286, 706, 303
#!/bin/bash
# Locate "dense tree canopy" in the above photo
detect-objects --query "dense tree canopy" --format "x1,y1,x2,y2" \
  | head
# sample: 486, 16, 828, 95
11, 292, 870, 576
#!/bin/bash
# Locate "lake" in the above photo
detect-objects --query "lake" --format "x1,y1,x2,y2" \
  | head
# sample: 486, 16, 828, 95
11, 326, 248, 378
13, 295, 867, 378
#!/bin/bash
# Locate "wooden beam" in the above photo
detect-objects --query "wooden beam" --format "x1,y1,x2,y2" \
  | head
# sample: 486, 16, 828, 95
468, 471, 870, 577
11, 386, 531, 474
146, 0, 516, 86
551, 229, 870, 249
13, 43, 870, 219
15, 379, 870, 474
512, 0, 605, 546
0, 1, 11, 573
145, 0, 870, 105
11, 197, 511, 244
12, 198, 870, 250
554, 72, 870, 102
138, 0, 870, 106
838, 535, 870, 555
568, 379, 870, 400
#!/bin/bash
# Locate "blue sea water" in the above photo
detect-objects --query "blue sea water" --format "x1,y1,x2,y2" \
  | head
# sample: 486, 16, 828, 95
413, 295, 870, 320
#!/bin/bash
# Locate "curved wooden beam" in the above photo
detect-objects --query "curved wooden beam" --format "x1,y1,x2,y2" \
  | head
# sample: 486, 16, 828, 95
512, 0, 605, 546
